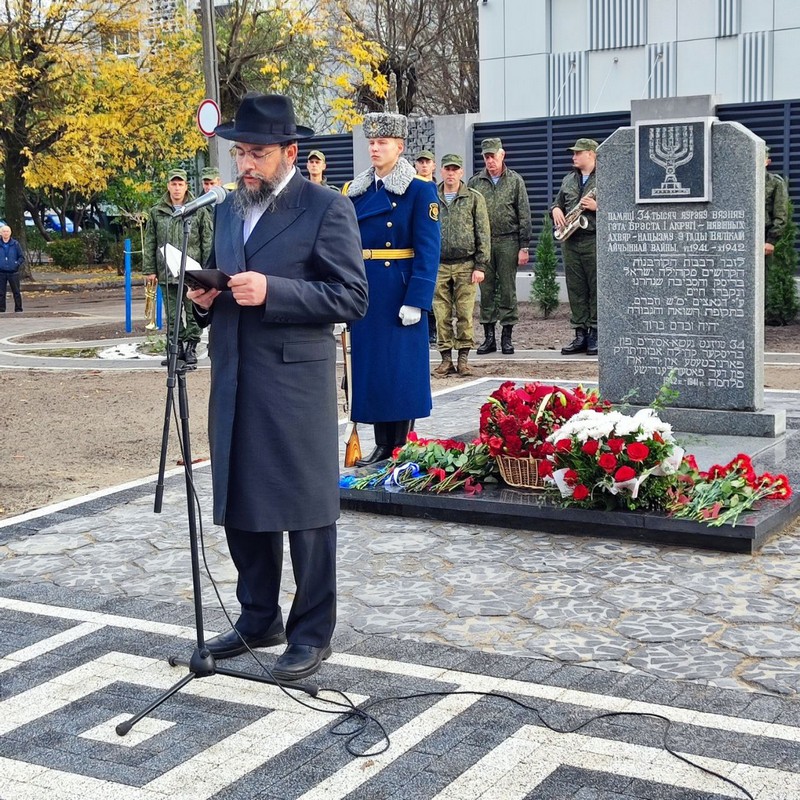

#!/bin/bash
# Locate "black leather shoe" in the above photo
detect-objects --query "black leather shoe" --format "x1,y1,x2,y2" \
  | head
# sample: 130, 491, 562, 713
355, 444, 394, 466
205, 628, 286, 659
272, 644, 332, 681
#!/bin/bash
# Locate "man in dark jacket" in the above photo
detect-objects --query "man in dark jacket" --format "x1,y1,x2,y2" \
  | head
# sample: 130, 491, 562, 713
187, 94, 368, 681
552, 138, 599, 356
0, 225, 25, 313
143, 168, 213, 365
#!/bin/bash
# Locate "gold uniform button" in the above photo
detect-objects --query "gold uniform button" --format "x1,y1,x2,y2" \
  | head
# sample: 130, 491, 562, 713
387, 221, 393, 228
384, 261, 391, 267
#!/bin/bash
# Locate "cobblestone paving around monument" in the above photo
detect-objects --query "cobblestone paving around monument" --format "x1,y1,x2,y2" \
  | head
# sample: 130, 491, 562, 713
2, 381, 800, 797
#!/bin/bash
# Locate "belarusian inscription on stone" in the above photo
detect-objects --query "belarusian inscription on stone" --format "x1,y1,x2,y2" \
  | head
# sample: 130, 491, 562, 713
636, 119, 711, 203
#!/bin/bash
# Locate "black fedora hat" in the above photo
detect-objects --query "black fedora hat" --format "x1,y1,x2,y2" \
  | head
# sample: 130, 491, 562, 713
215, 93, 314, 144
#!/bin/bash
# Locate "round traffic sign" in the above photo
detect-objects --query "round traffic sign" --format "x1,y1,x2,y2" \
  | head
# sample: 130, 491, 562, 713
197, 99, 221, 138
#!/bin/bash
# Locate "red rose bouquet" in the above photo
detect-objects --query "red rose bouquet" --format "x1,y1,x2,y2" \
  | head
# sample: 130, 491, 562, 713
479, 381, 606, 481
548, 407, 684, 510
667, 452, 792, 527
341, 432, 496, 495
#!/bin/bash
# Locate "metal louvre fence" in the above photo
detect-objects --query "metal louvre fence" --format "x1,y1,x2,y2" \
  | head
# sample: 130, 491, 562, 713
296, 100, 800, 260
473, 99, 800, 255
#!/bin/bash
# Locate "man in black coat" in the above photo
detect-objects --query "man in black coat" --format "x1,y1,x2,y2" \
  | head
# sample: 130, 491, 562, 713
187, 94, 368, 681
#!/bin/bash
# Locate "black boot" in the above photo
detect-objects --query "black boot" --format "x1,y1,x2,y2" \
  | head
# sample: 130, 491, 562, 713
183, 341, 199, 365
561, 327, 588, 355
477, 323, 496, 355
355, 423, 394, 466
586, 327, 598, 356
501, 325, 514, 355
392, 420, 413, 448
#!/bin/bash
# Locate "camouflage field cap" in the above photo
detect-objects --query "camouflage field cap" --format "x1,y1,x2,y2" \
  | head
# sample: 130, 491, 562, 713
567, 138, 599, 152
307, 149, 326, 162
481, 137, 502, 154
167, 168, 188, 181
363, 112, 408, 139
415, 149, 434, 161
201, 167, 220, 180
441, 153, 463, 168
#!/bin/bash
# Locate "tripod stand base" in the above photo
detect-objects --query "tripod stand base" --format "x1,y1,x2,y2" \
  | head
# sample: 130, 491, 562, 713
115, 647, 319, 736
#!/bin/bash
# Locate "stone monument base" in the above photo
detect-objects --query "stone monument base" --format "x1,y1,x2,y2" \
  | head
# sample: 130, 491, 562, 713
623, 406, 786, 438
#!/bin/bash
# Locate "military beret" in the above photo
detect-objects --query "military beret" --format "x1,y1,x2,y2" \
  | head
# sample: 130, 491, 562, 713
307, 149, 326, 162
201, 167, 220, 180
415, 150, 435, 161
363, 112, 408, 140
567, 138, 599, 152
441, 153, 463, 168
167, 168, 188, 181
481, 138, 503, 154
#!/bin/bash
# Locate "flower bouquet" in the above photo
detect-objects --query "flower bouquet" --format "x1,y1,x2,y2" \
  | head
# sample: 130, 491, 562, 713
340, 432, 496, 495
667, 452, 792, 527
548, 407, 684, 510
479, 381, 607, 489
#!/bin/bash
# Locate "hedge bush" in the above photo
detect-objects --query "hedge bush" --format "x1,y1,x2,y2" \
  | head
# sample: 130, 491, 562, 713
46, 237, 85, 269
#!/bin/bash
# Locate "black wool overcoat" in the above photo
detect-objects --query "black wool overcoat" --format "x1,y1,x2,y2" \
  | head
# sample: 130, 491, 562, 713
200, 172, 368, 531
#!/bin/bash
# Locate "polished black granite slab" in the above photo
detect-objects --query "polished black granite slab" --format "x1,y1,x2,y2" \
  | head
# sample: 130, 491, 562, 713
340, 482, 798, 553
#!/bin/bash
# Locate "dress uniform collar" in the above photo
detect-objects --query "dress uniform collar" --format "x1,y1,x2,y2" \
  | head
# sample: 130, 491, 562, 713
345, 157, 417, 198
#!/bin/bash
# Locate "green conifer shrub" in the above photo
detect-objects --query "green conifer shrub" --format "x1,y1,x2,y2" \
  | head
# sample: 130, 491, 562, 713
531, 214, 560, 317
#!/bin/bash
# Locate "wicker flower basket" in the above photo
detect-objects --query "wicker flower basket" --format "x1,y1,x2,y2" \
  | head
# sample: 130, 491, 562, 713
496, 455, 547, 490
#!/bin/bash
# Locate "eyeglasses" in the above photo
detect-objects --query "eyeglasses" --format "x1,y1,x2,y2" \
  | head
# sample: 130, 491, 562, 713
229, 146, 282, 164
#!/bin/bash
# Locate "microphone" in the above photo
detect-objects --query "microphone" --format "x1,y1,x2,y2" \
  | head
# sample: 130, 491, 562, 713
172, 186, 228, 217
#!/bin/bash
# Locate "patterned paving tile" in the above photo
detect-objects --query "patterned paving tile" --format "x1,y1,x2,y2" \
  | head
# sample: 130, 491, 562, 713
1, 595, 799, 800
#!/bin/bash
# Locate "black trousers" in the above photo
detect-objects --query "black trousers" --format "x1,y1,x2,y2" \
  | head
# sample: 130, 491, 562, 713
224, 523, 337, 648
0, 272, 22, 311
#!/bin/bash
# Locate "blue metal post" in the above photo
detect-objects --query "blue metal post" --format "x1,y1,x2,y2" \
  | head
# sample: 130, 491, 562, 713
124, 238, 132, 333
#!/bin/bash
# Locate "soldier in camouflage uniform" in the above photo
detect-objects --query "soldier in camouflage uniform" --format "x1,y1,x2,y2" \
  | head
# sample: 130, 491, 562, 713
552, 138, 599, 356
433, 154, 490, 377
143, 168, 214, 365
468, 137, 531, 355
765, 146, 789, 271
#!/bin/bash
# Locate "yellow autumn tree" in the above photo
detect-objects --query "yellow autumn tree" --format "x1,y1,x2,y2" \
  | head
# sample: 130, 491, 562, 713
216, 0, 387, 131
24, 23, 206, 224
0, 0, 147, 242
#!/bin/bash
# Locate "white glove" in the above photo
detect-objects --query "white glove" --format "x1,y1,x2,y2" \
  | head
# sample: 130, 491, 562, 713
332, 322, 346, 336
398, 305, 422, 326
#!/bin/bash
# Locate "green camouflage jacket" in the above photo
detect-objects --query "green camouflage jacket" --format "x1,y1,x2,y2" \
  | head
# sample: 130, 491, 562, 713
765, 170, 789, 245
436, 180, 491, 269
467, 166, 532, 248
552, 168, 597, 234
143, 192, 214, 283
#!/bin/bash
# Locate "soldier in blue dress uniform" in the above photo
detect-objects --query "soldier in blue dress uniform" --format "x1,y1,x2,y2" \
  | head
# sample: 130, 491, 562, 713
344, 112, 441, 464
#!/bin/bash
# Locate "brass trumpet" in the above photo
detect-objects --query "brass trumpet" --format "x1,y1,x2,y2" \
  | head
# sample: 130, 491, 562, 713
554, 188, 597, 242
144, 280, 157, 330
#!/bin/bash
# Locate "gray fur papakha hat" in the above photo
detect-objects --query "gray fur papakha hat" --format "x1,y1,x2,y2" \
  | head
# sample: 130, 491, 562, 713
363, 112, 408, 140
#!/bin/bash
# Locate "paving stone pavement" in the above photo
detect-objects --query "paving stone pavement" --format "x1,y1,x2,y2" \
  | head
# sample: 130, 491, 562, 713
2, 376, 800, 798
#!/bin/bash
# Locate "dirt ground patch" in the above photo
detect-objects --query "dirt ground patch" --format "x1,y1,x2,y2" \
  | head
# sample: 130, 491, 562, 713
1, 301, 799, 520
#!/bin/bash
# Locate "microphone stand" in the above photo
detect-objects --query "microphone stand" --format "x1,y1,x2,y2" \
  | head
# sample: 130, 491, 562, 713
117, 214, 317, 738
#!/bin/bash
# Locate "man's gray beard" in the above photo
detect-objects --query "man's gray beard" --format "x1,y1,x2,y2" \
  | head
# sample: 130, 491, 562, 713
232, 157, 291, 217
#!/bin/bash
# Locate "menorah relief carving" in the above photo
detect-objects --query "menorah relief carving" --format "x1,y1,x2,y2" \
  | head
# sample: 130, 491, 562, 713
649, 125, 694, 196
